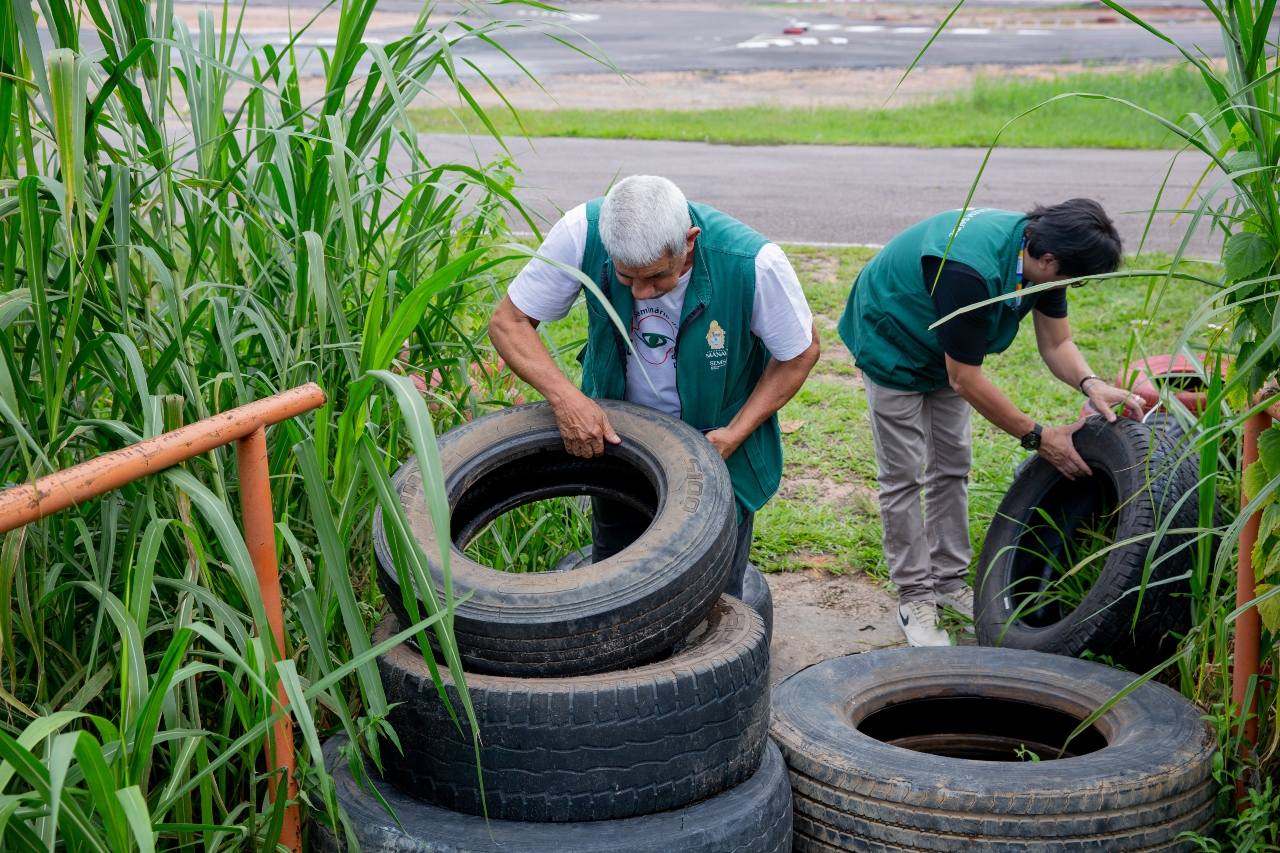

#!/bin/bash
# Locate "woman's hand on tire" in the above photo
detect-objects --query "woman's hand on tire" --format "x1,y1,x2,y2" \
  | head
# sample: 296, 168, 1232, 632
550, 390, 622, 457
1039, 420, 1092, 480
1085, 382, 1146, 423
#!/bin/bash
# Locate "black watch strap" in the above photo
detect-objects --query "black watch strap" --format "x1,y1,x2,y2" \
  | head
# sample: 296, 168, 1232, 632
1020, 423, 1044, 451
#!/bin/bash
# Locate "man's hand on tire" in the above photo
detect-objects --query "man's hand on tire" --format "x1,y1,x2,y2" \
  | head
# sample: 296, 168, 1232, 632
1038, 419, 1092, 480
551, 390, 621, 457
1085, 381, 1146, 422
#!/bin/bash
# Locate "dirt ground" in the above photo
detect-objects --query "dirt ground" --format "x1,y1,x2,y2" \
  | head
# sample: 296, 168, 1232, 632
766, 570, 904, 683
423, 61, 1167, 112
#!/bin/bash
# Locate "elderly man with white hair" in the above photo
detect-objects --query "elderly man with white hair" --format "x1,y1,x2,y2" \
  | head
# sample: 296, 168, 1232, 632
490, 175, 820, 599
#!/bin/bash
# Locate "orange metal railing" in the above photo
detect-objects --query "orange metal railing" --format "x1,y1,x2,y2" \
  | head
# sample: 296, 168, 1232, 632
1237, 391, 1280, 808
0, 382, 326, 852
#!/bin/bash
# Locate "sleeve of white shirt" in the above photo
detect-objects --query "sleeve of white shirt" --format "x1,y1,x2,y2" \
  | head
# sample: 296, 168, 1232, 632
506, 204, 590, 323
751, 243, 814, 361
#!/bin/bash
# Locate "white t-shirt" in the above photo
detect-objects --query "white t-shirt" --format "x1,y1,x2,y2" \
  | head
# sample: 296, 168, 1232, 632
508, 204, 814, 418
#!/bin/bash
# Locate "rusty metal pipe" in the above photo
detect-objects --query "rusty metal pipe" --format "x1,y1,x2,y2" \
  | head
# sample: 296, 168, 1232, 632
0, 383, 325, 853
237, 426, 300, 849
0, 383, 326, 536
1237, 409, 1269, 808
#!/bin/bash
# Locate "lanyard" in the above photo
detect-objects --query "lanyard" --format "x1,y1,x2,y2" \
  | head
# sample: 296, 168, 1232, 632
1014, 237, 1026, 310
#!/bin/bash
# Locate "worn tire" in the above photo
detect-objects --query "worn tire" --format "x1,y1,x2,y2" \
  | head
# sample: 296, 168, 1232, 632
309, 735, 793, 853
771, 647, 1216, 853
374, 595, 770, 822
556, 545, 773, 642
373, 401, 736, 677
742, 563, 774, 642
975, 416, 1199, 671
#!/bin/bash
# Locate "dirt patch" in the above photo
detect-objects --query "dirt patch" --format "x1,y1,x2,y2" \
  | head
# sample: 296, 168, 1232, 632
793, 255, 842, 287
812, 313, 840, 332
810, 369, 860, 388
766, 569, 902, 683
427, 60, 1184, 113
776, 470, 878, 511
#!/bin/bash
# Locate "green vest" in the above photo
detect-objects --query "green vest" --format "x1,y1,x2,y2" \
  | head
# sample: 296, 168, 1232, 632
838, 208, 1036, 392
579, 198, 781, 518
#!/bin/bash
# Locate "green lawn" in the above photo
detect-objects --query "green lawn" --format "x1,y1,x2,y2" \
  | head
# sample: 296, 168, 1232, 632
420, 65, 1214, 149
512, 246, 1217, 582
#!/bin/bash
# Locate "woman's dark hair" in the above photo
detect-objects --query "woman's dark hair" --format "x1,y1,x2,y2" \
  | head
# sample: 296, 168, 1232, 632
1024, 198, 1123, 277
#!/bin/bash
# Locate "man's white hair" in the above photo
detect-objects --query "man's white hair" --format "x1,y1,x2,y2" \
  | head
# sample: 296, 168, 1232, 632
599, 175, 692, 268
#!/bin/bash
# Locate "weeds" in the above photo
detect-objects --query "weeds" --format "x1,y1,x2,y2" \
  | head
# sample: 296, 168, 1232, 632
463, 496, 594, 573
1005, 508, 1115, 628
0, 0, 556, 846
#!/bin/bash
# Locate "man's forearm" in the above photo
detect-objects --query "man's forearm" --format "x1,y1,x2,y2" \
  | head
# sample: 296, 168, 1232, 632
1040, 338, 1094, 389
948, 359, 1035, 438
719, 335, 820, 451
1034, 313, 1094, 390
489, 297, 581, 405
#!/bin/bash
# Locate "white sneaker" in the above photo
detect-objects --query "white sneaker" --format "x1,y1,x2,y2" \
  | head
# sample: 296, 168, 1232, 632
898, 600, 952, 647
936, 587, 975, 624
936, 584, 972, 630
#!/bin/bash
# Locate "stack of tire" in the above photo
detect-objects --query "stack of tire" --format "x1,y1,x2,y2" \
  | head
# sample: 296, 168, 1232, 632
311, 401, 792, 853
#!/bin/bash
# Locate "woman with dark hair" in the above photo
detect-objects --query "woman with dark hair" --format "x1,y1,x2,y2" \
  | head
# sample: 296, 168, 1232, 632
838, 200, 1142, 647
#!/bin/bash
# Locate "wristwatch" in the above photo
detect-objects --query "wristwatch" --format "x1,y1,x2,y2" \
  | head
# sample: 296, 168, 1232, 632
1020, 424, 1044, 451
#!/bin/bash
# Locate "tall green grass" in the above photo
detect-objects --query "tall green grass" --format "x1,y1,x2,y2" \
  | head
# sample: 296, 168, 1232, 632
463, 496, 594, 573
414, 64, 1216, 148
0, 0, 550, 847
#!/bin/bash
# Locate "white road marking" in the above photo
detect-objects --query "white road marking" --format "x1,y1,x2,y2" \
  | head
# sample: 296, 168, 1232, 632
796, 36, 820, 44
736, 37, 797, 47
951, 27, 990, 34
513, 10, 600, 21
892, 26, 929, 33
829, 36, 849, 43
811, 24, 844, 30
845, 24, 884, 31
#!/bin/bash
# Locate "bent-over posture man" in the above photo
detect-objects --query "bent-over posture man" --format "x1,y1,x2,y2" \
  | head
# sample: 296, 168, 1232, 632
839, 200, 1144, 646
490, 175, 820, 598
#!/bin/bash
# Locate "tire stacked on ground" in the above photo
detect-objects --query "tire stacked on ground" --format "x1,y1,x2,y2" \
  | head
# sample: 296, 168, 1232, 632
975, 415, 1208, 671
372, 401, 740, 677
311, 402, 790, 852
554, 544, 774, 642
771, 647, 1217, 853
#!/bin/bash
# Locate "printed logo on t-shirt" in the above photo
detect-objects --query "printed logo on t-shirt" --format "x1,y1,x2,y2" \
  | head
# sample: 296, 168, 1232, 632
633, 309, 676, 365
706, 320, 726, 351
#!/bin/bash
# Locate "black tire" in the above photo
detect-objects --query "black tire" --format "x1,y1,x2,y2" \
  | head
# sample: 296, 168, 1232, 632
975, 416, 1199, 671
373, 401, 736, 677
309, 735, 793, 853
1144, 411, 1190, 448
552, 545, 773, 642
771, 647, 1216, 853
742, 563, 774, 642
374, 595, 770, 822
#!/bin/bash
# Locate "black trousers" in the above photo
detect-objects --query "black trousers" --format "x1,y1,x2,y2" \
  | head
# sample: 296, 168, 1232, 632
590, 497, 755, 599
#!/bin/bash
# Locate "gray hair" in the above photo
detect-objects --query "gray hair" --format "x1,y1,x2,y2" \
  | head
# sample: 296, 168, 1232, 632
599, 175, 692, 268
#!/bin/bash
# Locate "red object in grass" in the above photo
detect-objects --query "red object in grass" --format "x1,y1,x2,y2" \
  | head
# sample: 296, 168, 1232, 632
782, 26, 807, 34
1079, 354, 1227, 419
1096, 15, 1119, 22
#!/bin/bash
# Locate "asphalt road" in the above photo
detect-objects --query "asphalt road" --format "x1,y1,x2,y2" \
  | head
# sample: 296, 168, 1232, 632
454, 5, 1229, 76
422, 134, 1222, 255
57, 2, 1230, 80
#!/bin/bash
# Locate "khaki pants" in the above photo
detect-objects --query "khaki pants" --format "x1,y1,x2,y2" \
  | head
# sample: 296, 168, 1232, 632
865, 377, 973, 602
